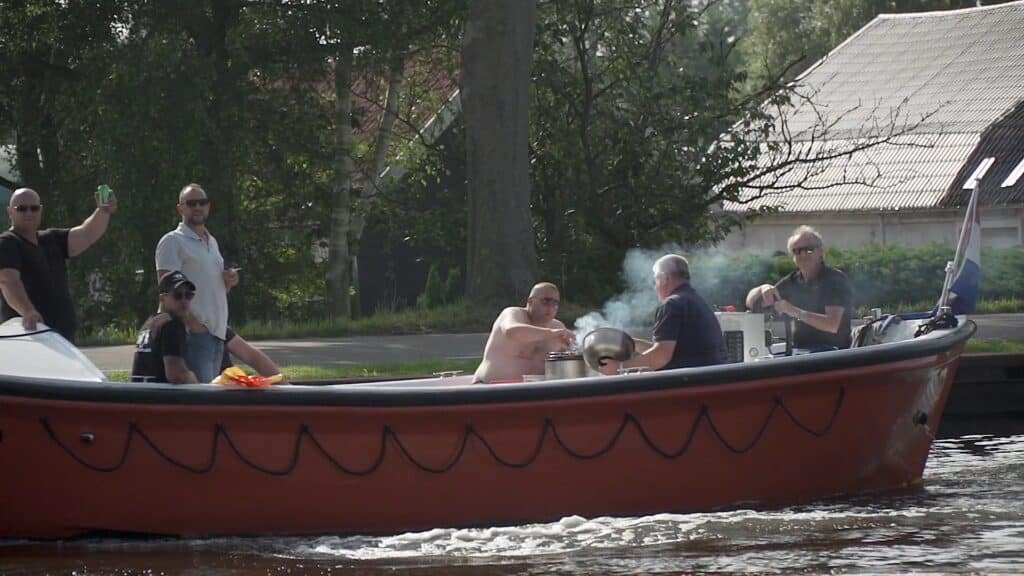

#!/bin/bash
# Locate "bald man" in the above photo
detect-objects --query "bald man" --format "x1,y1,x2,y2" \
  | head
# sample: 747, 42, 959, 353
0, 187, 117, 342
473, 282, 574, 383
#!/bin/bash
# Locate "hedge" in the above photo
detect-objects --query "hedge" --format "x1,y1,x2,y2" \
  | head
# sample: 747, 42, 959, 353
690, 244, 1023, 311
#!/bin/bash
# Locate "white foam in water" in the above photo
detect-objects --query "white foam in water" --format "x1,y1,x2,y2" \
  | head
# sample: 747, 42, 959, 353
284, 506, 947, 562
292, 514, 706, 560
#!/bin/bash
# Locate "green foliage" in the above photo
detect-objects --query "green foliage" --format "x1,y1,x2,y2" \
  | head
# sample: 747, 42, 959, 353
690, 253, 782, 309
371, 120, 468, 275
1, 0, 464, 332
418, 263, 445, 309
528, 0, 807, 304
966, 339, 1024, 354
690, 244, 1024, 312
417, 264, 465, 309
444, 266, 463, 303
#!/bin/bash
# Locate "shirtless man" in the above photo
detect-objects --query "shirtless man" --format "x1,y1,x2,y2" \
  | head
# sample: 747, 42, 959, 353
473, 282, 574, 383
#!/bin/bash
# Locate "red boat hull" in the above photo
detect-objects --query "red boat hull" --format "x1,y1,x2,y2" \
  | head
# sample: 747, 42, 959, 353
0, 324, 971, 538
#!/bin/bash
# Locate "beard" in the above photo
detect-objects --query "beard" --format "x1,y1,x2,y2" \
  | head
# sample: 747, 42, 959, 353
187, 212, 207, 226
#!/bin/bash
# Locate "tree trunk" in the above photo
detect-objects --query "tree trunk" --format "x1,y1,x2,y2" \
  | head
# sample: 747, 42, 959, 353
211, 0, 246, 322
325, 48, 356, 319
188, 0, 247, 322
367, 55, 405, 204
350, 55, 405, 314
461, 0, 539, 305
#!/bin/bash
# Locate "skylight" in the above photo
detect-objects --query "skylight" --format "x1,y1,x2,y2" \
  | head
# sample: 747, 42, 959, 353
963, 157, 995, 189
1001, 158, 1024, 188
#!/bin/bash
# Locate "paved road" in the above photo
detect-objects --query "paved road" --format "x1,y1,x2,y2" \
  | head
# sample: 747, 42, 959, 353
81, 314, 1024, 372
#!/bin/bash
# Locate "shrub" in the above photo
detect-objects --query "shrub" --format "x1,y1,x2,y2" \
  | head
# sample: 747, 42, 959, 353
418, 264, 446, 309
444, 266, 463, 304
690, 244, 1023, 311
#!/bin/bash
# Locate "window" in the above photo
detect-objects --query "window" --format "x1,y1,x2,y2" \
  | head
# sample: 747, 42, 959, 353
963, 157, 995, 189
1001, 157, 1024, 188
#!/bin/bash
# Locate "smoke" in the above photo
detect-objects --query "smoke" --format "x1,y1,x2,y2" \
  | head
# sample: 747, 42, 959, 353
571, 245, 748, 346
572, 246, 678, 344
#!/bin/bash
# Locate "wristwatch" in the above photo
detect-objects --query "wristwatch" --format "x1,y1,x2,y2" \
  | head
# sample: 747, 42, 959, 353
798, 309, 808, 322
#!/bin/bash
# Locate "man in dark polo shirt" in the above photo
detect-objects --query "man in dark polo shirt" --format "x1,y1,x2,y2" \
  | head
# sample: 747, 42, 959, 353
745, 226, 853, 350
600, 254, 726, 374
131, 271, 199, 384
0, 187, 117, 343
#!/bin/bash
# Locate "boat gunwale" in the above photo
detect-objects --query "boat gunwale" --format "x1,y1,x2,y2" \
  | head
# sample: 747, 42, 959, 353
0, 321, 976, 408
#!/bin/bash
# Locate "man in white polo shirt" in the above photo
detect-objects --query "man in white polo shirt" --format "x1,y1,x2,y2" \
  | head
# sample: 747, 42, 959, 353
155, 183, 240, 382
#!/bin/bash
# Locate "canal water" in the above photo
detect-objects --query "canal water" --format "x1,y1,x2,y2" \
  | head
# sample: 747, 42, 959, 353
2, 434, 1021, 575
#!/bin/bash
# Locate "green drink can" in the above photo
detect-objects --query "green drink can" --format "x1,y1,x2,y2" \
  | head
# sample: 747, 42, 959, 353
96, 184, 113, 205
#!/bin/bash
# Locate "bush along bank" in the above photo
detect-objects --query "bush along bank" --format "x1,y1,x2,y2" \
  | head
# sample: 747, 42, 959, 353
689, 244, 1024, 313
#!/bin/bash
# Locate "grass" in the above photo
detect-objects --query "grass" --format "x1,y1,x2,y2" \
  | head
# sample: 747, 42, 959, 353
104, 358, 482, 383
853, 298, 1024, 318
965, 339, 1024, 354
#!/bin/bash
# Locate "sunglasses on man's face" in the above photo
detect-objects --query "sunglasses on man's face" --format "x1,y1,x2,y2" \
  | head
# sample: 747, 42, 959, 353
13, 204, 41, 213
172, 290, 195, 301
181, 199, 210, 208
791, 246, 818, 256
538, 297, 560, 307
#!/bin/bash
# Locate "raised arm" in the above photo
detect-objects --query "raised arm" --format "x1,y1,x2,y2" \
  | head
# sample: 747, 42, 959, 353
0, 268, 43, 329
68, 193, 117, 258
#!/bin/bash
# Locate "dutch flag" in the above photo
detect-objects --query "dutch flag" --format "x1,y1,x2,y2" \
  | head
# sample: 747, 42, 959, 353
946, 186, 981, 315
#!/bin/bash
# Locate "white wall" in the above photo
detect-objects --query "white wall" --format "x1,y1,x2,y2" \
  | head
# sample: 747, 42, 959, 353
720, 208, 1024, 254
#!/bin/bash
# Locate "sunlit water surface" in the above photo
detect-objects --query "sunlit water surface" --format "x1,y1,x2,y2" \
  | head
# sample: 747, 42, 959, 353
2, 434, 1022, 575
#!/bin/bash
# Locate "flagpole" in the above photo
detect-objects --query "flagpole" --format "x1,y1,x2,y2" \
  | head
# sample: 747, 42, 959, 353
939, 179, 980, 309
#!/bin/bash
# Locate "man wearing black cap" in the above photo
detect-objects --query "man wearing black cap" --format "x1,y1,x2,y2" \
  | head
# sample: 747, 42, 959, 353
131, 271, 199, 384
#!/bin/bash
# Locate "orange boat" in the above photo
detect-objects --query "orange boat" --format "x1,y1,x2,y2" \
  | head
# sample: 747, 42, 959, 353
0, 315, 974, 539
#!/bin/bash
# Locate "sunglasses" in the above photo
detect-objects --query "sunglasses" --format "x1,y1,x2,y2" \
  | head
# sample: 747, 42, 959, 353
13, 204, 42, 213
171, 290, 195, 301
181, 199, 210, 208
539, 297, 560, 306
791, 246, 818, 255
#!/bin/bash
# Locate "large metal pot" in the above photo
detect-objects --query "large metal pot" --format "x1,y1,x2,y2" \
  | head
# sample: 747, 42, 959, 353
545, 351, 597, 380
582, 328, 636, 371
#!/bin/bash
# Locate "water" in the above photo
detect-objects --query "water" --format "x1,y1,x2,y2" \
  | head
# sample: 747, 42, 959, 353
2, 434, 1022, 575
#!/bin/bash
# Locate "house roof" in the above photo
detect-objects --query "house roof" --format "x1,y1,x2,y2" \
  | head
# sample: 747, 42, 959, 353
941, 98, 1024, 207
725, 0, 1024, 213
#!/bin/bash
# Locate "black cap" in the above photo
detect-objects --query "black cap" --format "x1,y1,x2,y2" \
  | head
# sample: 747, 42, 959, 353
159, 271, 197, 294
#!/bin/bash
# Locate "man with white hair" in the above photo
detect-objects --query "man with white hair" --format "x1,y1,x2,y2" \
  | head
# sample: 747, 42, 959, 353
473, 282, 574, 383
601, 254, 725, 374
745, 225, 852, 349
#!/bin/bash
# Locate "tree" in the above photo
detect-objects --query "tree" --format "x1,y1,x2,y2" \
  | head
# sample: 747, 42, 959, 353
271, 0, 463, 318
461, 0, 539, 305
528, 0, 933, 304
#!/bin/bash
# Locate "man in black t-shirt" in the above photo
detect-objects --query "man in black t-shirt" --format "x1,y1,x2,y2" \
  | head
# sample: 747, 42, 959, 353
746, 226, 853, 350
599, 254, 726, 374
0, 187, 117, 343
131, 271, 199, 384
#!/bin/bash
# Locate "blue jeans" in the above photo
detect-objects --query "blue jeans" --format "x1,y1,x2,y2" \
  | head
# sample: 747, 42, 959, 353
187, 331, 225, 383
